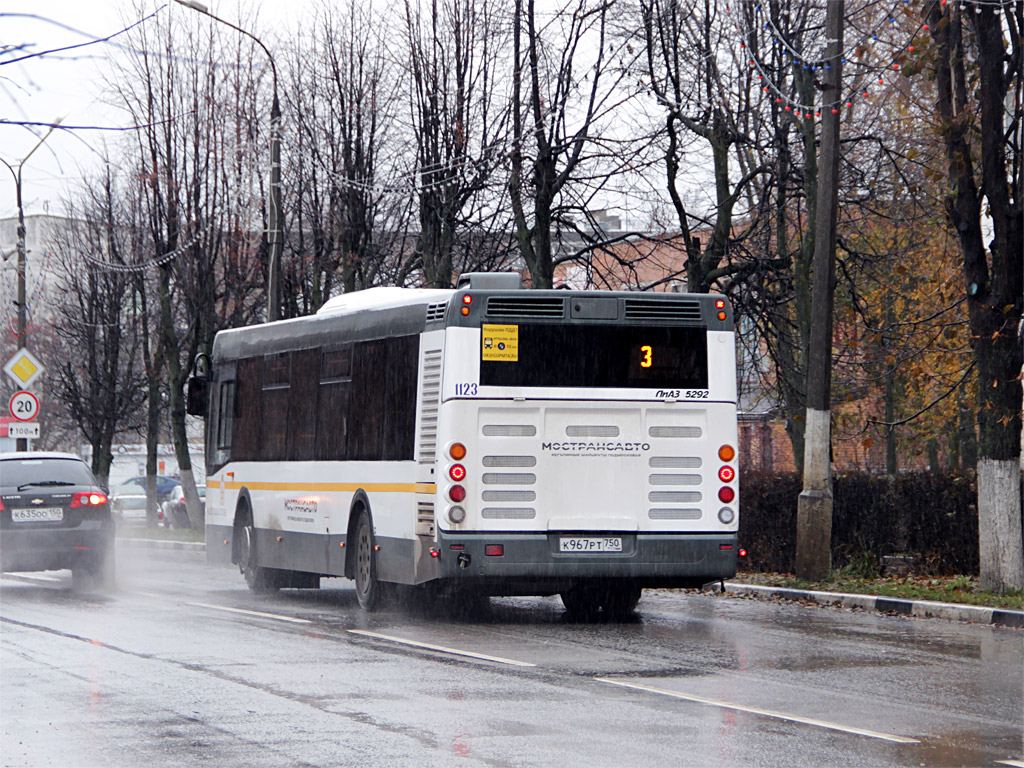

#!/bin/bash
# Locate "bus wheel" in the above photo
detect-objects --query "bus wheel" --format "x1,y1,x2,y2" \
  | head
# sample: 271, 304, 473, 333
353, 510, 385, 611
602, 583, 642, 618
238, 513, 279, 594
560, 583, 601, 620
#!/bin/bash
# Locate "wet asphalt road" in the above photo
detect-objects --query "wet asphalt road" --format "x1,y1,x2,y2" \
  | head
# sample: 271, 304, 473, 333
1, 542, 1021, 768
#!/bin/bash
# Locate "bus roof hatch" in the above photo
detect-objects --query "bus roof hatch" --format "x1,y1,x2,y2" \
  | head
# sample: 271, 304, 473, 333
456, 272, 522, 291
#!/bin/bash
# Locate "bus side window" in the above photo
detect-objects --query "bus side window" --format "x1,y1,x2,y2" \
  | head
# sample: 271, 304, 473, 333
260, 353, 291, 461
287, 348, 319, 461
217, 381, 235, 453
234, 358, 263, 461
317, 346, 352, 461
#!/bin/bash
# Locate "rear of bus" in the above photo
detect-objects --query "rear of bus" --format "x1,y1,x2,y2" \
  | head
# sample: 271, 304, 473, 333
430, 282, 739, 594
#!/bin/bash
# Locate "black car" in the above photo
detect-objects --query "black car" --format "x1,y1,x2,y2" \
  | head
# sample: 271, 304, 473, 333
0, 451, 115, 588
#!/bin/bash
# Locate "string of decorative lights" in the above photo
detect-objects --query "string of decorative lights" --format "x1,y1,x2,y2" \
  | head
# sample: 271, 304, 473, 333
80, 222, 212, 274
723, 0, 978, 117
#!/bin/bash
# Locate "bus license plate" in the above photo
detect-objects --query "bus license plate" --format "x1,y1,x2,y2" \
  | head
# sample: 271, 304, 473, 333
559, 537, 622, 553
12, 507, 64, 523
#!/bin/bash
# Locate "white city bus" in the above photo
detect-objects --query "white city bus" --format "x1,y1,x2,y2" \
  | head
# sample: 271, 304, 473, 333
188, 273, 740, 615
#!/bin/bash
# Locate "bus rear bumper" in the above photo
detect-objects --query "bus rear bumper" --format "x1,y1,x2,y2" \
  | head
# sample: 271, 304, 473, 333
435, 530, 737, 591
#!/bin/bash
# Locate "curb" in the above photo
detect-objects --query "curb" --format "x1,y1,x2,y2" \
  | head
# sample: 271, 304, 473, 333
115, 538, 1022, 629
118, 537, 206, 553
724, 582, 1024, 629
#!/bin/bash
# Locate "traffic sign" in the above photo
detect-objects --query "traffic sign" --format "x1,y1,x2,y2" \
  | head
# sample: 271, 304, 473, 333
10, 390, 40, 421
8, 422, 40, 439
3, 348, 45, 388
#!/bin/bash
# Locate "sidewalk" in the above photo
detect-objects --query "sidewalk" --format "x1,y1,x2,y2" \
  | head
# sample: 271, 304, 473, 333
119, 537, 1023, 628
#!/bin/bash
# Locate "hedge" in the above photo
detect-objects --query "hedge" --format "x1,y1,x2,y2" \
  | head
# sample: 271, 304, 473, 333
738, 471, 980, 575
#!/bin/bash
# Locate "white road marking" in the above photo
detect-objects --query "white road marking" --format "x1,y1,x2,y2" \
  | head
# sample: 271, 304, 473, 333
186, 601, 312, 624
996, 760, 1024, 767
596, 678, 921, 744
348, 629, 536, 667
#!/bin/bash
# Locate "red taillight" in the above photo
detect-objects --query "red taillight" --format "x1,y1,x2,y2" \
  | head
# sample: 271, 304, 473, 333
449, 464, 466, 482
718, 466, 736, 483
715, 299, 726, 309
449, 485, 466, 502
70, 492, 108, 508
718, 486, 735, 503
462, 294, 473, 305
739, 548, 748, 557
484, 544, 504, 556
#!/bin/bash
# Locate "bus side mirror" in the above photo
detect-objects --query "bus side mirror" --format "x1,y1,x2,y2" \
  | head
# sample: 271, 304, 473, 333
186, 375, 209, 416
186, 352, 211, 417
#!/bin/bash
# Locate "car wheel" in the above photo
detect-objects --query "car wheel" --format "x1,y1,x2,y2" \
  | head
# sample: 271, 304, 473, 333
237, 510, 279, 593
71, 544, 115, 593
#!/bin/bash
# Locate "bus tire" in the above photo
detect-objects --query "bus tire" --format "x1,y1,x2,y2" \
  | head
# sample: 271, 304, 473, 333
560, 583, 601, 619
561, 581, 641, 619
237, 506, 280, 594
602, 583, 642, 618
353, 510, 385, 611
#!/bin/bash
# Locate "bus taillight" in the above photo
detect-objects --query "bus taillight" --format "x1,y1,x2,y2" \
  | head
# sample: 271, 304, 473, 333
449, 442, 467, 460
449, 464, 466, 482
718, 486, 735, 503
449, 485, 467, 503
718, 466, 735, 483
718, 444, 736, 462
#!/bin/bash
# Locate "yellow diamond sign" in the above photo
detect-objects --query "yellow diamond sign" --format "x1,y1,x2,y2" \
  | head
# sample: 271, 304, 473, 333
3, 349, 45, 388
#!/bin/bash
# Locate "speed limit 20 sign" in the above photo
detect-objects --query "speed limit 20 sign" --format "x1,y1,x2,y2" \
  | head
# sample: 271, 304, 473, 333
9, 391, 40, 422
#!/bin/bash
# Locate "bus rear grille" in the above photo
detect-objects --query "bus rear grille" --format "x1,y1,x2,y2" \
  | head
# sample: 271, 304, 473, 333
649, 491, 702, 503
482, 424, 537, 437
482, 508, 536, 519
482, 490, 536, 501
418, 349, 443, 464
649, 426, 703, 438
483, 455, 537, 468
566, 425, 619, 437
425, 302, 447, 323
486, 297, 564, 318
649, 456, 702, 468
482, 473, 536, 485
649, 508, 702, 520
417, 501, 436, 536
649, 473, 701, 486
624, 298, 701, 321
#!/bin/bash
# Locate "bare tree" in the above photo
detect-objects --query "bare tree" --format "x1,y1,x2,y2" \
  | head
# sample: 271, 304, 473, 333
50, 169, 148, 487
925, 1, 1022, 592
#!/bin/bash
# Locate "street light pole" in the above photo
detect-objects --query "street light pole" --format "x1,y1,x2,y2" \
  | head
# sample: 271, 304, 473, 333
174, 0, 282, 322
2, 121, 62, 451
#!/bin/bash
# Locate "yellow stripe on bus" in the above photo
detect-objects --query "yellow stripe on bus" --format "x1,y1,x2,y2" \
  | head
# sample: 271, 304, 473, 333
208, 480, 436, 494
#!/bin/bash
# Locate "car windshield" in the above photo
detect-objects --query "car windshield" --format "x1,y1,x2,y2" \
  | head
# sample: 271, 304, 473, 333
2, 458, 95, 489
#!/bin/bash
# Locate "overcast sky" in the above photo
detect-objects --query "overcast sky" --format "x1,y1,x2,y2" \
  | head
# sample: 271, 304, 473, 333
0, 1, 301, 225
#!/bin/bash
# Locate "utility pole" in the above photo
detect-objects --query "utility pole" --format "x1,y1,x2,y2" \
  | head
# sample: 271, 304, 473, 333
796, 0, 844, 581
2, 121, 61, 451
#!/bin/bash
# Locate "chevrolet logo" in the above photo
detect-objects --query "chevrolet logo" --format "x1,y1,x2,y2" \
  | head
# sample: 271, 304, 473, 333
31, 498, 44, 505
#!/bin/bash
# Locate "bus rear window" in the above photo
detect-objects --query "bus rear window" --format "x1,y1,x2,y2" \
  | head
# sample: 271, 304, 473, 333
479, 324, 708, 389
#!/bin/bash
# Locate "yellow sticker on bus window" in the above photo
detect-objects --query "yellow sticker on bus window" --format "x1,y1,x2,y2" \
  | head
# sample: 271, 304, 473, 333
482, 324, 519, 362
